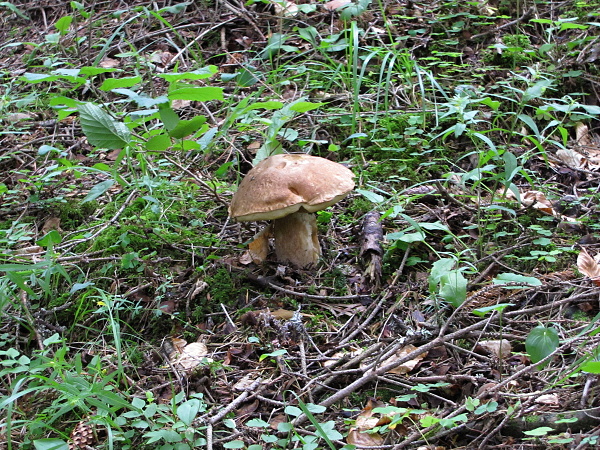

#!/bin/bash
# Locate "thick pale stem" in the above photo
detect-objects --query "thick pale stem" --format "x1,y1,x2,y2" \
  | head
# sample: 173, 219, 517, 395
272, 211, 321, 267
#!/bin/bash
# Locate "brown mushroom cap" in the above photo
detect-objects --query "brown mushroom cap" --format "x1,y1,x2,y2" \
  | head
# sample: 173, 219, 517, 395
229, 154, 355, 222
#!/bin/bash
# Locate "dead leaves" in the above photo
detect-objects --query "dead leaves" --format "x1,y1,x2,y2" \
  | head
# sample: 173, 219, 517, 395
577, 248, 600, 286
167, 338, 213, 372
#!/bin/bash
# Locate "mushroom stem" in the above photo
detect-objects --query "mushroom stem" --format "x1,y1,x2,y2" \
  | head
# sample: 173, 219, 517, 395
272, 211, 321, 268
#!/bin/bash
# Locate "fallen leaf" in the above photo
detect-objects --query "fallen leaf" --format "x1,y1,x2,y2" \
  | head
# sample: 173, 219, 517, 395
576, 122, 592, 147
535, 393, 559, 405
363, 344, 427, 374
476, 340, 512, 359
556, 149, 585, 169
248, 224, 272, 263
346, 399, 385, 447
42, 217, 62, 235
323, 0, 352, 11
233, 373, 258, 391
99, 57, 120, 68
172, 342, 212, 371
577, 249, 600, 286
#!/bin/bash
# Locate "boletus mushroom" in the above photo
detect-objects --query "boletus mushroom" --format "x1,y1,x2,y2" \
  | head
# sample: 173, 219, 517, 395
229, 153, 355, 267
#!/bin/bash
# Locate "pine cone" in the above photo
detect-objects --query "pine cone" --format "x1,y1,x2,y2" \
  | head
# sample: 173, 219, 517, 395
69, 419, 94, 449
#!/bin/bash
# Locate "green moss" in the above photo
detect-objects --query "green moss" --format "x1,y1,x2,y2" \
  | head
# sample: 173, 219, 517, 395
58, 199, 99, 230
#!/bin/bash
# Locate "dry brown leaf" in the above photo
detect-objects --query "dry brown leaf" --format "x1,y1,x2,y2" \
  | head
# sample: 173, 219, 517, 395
363, 344, 427, 374
521, 190, 554, 214
99, 57, 120, 68
346, 399, 385, 447
556, 148, 584, 169
233, 373, 258, 391
42, 217, 62, 235
172, 341, 212, 371
476, 340, 512, 359
323, 0, 352, 11
323, 347, 364, 368
576, 122, 592, 147
535, 393, 560, 405
247, 224, 272, 263
272, 0, 299, 16
269, 414, 288, 430
577, 249, 600, 286
346, 428, 384, 447
171, 99, 191, 110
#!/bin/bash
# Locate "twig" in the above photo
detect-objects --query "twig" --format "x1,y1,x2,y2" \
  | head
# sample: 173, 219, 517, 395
339, 292, 388, 345
206, 378, 263, 424
163, 155, 229, 209
470, 8, 535, 40
57, 189, 138, 251
434, 180, 477, 213
292, 318, 492, 427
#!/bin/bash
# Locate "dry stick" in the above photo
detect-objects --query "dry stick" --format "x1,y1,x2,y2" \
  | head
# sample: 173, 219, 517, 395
19, 290, 44, 351
249, 273, 366, 301
469, 7, 534, 40
163, 155, 229, 209
56, 189, 139, 252
292, 318, 492, 427
166, 19, 236, 69
394, 338, 582, 449
301, 342, 386, 398
205, 378, 264, 425
339, 292, 387, 346
434, 181, 477, 213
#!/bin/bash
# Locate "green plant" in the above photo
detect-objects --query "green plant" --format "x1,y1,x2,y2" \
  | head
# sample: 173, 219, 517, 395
246, 396, 348, 450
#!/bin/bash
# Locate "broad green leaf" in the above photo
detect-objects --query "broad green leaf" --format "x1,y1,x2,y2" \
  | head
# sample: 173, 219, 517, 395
493, 273, 541, 287
356, 188, 384, 204
439, 270, 467, 308
111, 89, 167, 108
22, 73, 59, 83
517, 114, 541, 137
284, 405, 302, 417
289, 101, 326, 113
33, 439, 69, 450
146, 134, 171, 151
386, 231, 425, 243
526, 325, 559, 365
523, 426, 553, 436
223, 441, 245, 449
36, 230, 62, 247
522, 79, 553, 103
100, 76, 142, 90
306, 403, 326, 414
82, 179, 115, 204
169, 115, 207, 139
580, 361, 600, 374
472, 303, 514, 317
177, 399, 202, 426
79, 66, 118, 76
428, 258, 456, 294
55, 16, 73, 34
168, 86, 224, 102
78, 103, 131, 149
246, 418, 269, 427
243, 101, 284, 112
159, 104, 179, 131
159, 66, 218, 82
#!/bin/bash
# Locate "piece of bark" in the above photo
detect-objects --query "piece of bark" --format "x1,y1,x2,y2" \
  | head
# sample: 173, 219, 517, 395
360, 211, 383, 287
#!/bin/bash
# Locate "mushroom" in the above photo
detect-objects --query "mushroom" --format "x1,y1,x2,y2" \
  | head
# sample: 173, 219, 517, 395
229, 153, 355, 268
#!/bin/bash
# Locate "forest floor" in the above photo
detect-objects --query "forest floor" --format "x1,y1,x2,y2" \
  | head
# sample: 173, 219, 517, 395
1, 1, 600, 449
